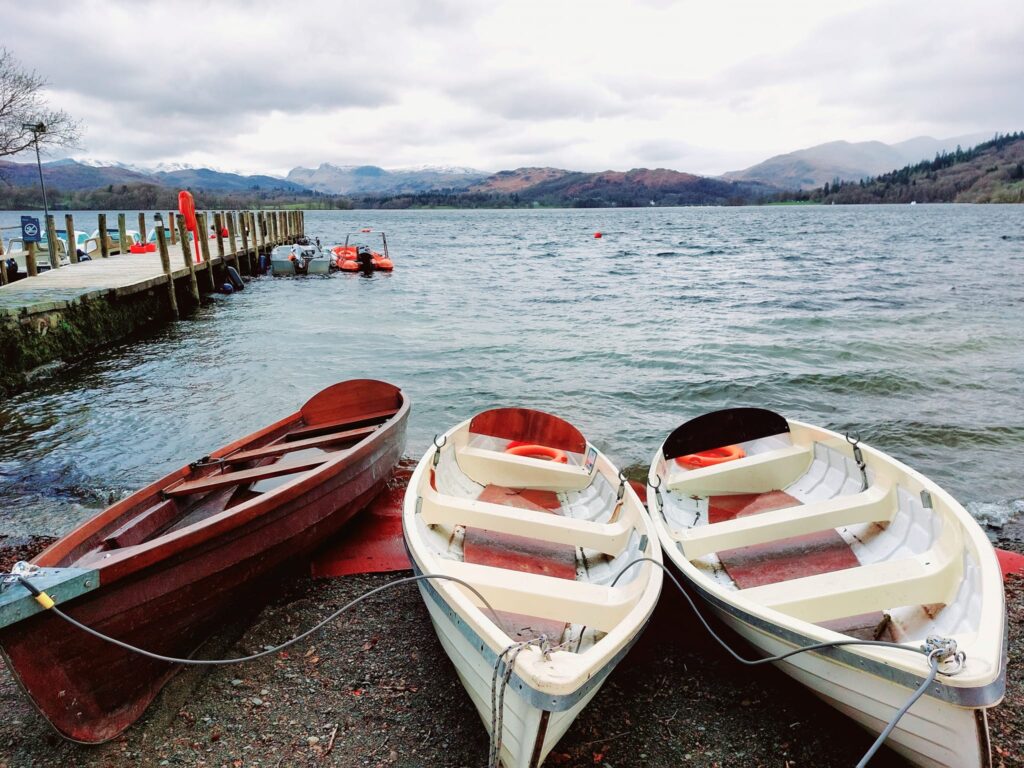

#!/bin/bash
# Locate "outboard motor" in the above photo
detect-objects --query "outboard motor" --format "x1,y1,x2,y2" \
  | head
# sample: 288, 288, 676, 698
356, 245, 374, 272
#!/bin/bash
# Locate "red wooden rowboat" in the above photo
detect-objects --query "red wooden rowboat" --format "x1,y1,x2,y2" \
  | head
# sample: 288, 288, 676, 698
0, 379, 408, 743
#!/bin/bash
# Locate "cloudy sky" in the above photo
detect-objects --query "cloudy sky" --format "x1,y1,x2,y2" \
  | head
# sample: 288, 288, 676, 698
5, 0, 1023, 176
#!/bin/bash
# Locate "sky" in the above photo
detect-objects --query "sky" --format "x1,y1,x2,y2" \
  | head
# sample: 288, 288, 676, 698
4, 0, 1023, 177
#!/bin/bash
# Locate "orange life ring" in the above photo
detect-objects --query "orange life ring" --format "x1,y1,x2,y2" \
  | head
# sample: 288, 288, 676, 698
504, 443, 568, 463
675, 444, 746, 468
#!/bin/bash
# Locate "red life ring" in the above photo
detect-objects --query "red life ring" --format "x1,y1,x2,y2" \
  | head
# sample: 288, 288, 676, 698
676, 444, 746, 468
504, 443, 568, 463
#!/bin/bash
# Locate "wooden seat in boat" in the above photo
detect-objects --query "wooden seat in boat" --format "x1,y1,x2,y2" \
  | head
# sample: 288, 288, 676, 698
164, 455, 328, 497
674, 484, 895, 559
435, 559, 635, 633
739, 549, 963, 623
666, 444, 812, 495
285, 408, 399, 441
227, 425, 377, 463
419, 484, 631, 556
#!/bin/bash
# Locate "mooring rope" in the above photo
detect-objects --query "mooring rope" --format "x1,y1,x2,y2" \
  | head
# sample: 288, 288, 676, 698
11, 557, 965, 767
12, 572, 505, 667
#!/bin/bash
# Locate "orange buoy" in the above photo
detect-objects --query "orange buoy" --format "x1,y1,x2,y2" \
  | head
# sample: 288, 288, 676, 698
504, 443, 568, 463
594, 231, 603, 239
675, 444, 746, 468
360, 228, 372, 233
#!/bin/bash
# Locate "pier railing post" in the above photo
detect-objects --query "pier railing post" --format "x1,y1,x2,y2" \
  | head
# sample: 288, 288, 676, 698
66, 214, 79, 263
239, 212, 251, 275
155, 224, 179, 319
26, 241, 38, 276
138, 213, 147, 250
98, 213, 110, 258
197, 212, 216, 292
226, 212, 239, 270
117, 213, 129, 256
214, 212, 226, 264
45, 215, 61, 270
169, 212, 177, 244
177, 215, 200, 304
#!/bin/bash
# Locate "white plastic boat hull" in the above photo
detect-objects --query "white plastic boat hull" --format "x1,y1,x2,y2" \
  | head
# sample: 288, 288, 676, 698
270, 258, 295, 276
648, 410, 1004, 768
705, 590, 990, 768
306, 258, 330, 275
404, 408, 663, 768
414, 569, 613, 768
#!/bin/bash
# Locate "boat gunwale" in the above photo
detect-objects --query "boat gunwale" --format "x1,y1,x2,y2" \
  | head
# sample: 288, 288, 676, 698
646, 417, 1007, 701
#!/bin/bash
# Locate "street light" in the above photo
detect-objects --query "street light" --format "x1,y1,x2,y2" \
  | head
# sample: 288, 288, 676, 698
22, 122, 49, 220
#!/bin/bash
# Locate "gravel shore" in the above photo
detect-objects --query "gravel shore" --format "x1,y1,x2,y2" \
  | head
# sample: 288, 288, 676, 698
0, 534, 1019, 767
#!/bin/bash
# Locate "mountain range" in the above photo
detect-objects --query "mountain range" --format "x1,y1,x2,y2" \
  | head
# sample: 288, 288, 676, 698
0, 132, 1002, 204
723, 132, 993, 189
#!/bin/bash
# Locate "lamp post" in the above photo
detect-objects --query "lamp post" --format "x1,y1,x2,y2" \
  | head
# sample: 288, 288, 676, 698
22, 122, 49, 220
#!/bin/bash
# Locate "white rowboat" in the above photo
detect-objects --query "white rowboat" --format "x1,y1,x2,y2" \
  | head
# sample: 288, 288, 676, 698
647, 408, 1006, 768
403, 408, 663, 767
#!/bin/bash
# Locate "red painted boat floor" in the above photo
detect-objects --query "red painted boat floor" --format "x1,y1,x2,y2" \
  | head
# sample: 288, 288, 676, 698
464, 485, 574, 641
710, 490, 885, 634
710, 491, 862, 590
310, 464, 413, 578
997, 548, 1024, 579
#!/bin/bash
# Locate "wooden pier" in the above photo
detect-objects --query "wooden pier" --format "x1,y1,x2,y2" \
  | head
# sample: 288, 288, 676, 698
0, 209, 305, 395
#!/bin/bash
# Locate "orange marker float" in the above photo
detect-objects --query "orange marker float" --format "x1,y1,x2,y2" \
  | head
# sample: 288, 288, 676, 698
675, 444, 746, 468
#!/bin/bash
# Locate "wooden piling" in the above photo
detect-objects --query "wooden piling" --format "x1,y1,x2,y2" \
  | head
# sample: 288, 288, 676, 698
176, 216, 200, 304
137, 213, 146, 249
117, 213, 129, 256
26, 241, 38, 276
197, 212, 216, 292
169, 212, 177, 244
45, 215, 61, 270
214, 212, 226, 262
0, 256, 7, 285
66, 214, 79, 263
98, 213, 110, 258
226, 212, 239, 269
239, 212, 251, 274
155, 224, 179, 319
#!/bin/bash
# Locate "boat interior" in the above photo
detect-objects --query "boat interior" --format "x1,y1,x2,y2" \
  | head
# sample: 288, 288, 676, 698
652, 408, 985, 645
412, 408, 657, 655
42, 380, 405, 570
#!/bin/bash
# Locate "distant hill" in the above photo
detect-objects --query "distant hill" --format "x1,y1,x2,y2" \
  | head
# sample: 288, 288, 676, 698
800, 132, 1024, 203
724, 132, 993, 190
285, 163, 488, 194
469, 167, 572, 193
153, 168, 307, 193
366, 167, 778, 208
0, 159, 307, 193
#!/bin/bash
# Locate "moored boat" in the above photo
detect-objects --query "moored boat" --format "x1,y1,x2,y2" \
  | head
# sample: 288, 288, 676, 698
269, 243, 330, 275
0, 379, 409, 743
403, 408, 662, 767
331, 230, 394, 271
647, 408, 1006, 768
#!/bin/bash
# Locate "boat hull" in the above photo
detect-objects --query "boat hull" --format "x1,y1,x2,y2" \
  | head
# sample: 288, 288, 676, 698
709, 597, 990, 768
415, 567, 618, 768
0, 404, 406, 743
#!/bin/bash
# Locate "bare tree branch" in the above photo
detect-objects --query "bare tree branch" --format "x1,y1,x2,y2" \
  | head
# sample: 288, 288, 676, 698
0, 47, 82, 158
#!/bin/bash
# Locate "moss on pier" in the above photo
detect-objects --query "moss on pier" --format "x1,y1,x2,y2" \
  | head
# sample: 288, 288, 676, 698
0, 288, 179, 396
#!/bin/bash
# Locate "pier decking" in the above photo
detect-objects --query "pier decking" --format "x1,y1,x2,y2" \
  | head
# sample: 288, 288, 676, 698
0, 209, 304, 395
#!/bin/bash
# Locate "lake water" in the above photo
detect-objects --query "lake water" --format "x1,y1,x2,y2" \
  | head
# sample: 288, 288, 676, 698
0, 205, 1022, 537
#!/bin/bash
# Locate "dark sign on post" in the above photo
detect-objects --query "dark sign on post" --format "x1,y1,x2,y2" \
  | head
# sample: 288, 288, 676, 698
21, 216, 41, 243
